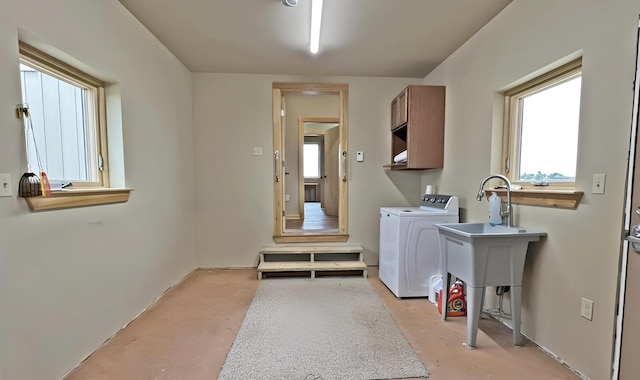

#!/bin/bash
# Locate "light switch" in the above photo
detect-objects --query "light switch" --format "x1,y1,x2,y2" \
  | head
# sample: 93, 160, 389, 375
356, 151, 364, 162
0, 173, 12, 197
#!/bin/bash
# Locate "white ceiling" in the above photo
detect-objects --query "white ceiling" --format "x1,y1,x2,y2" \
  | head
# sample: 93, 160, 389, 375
118, 0, 512, 78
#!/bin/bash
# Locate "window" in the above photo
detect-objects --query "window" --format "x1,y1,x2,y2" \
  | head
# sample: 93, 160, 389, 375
18, 41, 108, 188
303, 143, 320, 178
503, 58, 582, 189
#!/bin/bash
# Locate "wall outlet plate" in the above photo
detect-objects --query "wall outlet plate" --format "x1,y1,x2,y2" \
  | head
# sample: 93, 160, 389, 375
253, 147, 263, 156
592, 173, 605, 194
0, 173, 12, 197
581, 297, 594, 320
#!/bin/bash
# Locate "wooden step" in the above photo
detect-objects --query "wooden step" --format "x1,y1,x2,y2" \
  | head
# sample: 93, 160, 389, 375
258, 245, 367, 280
258, 261, 367, 272
260, 245, 364, 254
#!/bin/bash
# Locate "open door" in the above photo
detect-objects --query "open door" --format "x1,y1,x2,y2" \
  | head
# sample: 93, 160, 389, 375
323, 125, 339, 216
616, 17, 640, 379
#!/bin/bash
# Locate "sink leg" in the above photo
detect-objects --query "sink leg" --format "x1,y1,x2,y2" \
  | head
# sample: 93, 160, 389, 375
467, 286, 484, 348
512, 286, 523, 346
442, 273, 452, 321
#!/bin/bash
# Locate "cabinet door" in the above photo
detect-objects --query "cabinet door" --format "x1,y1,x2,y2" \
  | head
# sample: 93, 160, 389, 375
391, 88, 408, 130
396, 89, 408, 127
391, 97, 399, 130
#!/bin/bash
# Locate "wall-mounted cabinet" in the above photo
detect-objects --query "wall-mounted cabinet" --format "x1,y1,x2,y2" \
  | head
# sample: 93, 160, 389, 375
386, 85, 445, 170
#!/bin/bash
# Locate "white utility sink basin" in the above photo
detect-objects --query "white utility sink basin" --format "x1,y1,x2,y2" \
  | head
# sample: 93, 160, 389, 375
435, 222, 546, 348
436, 222, 542, 237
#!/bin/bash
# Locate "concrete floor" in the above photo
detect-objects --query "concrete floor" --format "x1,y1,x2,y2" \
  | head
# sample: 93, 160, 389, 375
65, 268, 579, 379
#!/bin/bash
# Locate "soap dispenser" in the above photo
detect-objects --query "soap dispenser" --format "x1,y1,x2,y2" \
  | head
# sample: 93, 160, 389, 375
489, 192, 502, 225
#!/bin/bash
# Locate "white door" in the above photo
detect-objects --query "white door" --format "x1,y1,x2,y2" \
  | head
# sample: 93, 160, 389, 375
617, 18, 640, 380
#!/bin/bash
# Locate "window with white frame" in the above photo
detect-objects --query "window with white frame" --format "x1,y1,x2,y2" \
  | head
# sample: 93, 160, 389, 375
502, 58, 582, 189
303, 142, 321, 178
18, 41, 108, 188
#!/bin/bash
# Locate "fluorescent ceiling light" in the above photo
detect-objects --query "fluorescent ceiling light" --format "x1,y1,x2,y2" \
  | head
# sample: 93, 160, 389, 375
309, 0, 323, 54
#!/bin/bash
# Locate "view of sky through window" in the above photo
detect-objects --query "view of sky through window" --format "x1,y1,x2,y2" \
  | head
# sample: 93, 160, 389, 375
303, 143, 320, 178
519, 76, 581, 182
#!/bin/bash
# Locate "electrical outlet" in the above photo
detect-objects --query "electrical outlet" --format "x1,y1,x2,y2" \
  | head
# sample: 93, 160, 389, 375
592, 173, 606, 194
285, 194, 290, 202
0, 173, 12, 197
581, 297, 594, 320
253, 147, 263, 156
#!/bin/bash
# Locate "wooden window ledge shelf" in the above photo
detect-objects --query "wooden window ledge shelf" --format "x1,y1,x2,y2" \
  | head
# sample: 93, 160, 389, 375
24, 188, 133, 212
484, 188, 583, 209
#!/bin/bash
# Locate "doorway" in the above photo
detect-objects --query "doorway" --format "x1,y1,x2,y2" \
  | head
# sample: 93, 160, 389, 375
284, 117, 340, 232
272, 83, 348, 243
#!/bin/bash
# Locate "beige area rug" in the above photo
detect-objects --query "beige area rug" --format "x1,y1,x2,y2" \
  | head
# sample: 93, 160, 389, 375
218, 277, 429, 380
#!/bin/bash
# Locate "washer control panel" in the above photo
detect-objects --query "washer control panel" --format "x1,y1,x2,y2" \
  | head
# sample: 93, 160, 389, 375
419, 194, 455, 210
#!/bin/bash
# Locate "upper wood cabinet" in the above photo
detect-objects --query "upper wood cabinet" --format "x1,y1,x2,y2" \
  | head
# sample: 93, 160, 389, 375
388, 85, 445, 170
391, 88, 408, 129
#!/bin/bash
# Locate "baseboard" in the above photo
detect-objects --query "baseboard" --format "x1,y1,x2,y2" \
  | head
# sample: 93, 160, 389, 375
285, 214, 301, 220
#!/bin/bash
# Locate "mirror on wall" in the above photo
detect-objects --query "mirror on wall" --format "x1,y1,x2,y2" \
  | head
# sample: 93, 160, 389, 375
272, 83, 348, 243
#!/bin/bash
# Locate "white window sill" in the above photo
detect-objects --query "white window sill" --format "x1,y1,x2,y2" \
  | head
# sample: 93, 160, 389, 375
484, 188, 583, 209
24, 188, 133, 212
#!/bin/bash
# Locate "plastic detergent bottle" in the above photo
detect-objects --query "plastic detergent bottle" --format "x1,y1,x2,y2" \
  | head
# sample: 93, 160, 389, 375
489, 192, 502, 225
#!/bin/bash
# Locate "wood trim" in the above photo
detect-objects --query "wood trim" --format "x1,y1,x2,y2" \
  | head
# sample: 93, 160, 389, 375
19, 41, 104, 88
339, 87, 348, 235
19, 41, 109, 188
97, 87, 109, 187
273, 234, 349, 243
273, 88, 284, 236
505, 58, 582, 97
272, 82, 348, 93
298, 117, 304, 220
24, 188, 132, 211
272, 82, 348, 242
484, 189, 583, 209
502, 58, 582, 183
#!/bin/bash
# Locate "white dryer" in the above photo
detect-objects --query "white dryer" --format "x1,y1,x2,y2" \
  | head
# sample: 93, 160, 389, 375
379, 195, 459, 298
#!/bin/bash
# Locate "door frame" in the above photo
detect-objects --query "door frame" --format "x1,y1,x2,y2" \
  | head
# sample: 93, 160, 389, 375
613, 17, 640, 379
272, 82, 349, 243
298, 117, 340, 221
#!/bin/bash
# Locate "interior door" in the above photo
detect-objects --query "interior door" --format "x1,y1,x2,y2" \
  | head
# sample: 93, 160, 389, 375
620, 137, 640, 379
618, 18, 640, 379
324, 125, 339, 216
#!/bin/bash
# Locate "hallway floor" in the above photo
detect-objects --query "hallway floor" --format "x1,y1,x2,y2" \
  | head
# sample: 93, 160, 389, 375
65, 268, 579, 379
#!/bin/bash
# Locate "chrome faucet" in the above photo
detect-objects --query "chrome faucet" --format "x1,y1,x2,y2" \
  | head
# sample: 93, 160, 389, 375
476, 174, 513, 227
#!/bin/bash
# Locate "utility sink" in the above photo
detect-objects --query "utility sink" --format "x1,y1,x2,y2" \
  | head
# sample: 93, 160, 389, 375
435, 222, 546, 348
436, 222, 543, 238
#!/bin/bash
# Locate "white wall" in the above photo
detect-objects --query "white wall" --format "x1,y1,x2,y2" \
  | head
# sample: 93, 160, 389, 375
422, 0, 639, 378
193, 74, 422, 267
0, 1, 196, 379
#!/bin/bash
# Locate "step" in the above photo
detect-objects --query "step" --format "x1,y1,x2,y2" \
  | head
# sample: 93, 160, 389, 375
258, 261, 367, 272
260, 245, 364, 255
257, 245, 367, 280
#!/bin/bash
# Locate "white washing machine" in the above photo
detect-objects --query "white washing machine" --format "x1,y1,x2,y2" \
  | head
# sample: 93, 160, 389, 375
379, 194, 459, 298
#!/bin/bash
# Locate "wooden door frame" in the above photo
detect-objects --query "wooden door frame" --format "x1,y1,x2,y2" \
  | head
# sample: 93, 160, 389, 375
272, 82, 349, 243
298, 117, 340, 223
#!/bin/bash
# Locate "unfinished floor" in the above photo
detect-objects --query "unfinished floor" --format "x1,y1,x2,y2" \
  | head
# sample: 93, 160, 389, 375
65, 268, 579, 380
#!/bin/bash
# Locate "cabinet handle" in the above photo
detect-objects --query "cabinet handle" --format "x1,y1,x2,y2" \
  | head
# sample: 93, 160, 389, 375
342, 151, 347, 182
274, 150, 280, 182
